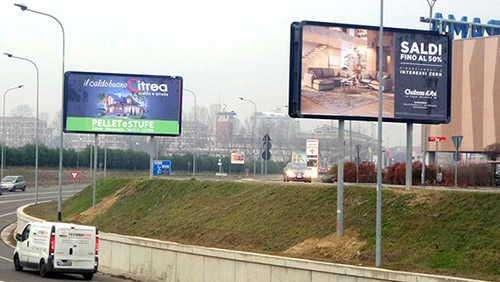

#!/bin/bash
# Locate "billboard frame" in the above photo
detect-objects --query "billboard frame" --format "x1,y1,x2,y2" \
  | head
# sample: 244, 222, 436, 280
289, 20, 452, 124
63, 71, 183, 137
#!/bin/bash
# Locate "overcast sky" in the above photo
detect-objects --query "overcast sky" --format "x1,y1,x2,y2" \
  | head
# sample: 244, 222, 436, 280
1, 0, 498, 147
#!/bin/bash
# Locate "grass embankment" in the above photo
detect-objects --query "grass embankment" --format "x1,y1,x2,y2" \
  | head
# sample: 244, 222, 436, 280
25, 178, 500, 281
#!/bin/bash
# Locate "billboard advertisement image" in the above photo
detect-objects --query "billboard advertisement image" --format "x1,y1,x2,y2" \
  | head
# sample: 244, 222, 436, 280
231, 153, 245, 164
289, 21, 452, 124
63, 71, 183, 136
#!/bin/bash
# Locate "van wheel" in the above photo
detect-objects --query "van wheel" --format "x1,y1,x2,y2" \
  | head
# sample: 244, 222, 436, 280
39, 260, 48, 277
13, 254, 23, 271
82, 273, 94, 280
21, 185, 25, 192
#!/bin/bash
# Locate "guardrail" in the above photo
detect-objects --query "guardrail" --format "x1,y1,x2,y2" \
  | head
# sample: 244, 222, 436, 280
16, 204, 484, 282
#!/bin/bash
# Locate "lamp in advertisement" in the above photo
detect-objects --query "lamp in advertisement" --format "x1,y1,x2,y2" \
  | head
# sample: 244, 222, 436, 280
63, 71, 183, 136
289, 21, 452, 124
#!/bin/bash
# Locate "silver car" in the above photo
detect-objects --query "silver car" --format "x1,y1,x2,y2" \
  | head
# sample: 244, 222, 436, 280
1, 175, 26, 192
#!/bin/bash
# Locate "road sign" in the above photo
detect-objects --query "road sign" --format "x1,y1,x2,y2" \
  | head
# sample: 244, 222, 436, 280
262, 133, 271, 141
153, 160, 171, 176
452, 136, 463, 150
218, 158, 222, 166
429, 136, 446, 142
262, 151, 272, 160
70, 171, 79, 180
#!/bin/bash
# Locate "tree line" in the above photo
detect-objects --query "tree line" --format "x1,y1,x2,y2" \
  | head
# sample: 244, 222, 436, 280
4, 144, 288, 174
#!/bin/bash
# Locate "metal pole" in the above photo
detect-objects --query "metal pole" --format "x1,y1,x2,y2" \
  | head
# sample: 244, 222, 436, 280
455, 154, 458, 187
184, 89, 197, 175
93, 134, 98, 208
436, 140, 439, 167
90, 142, 93, 177
104, 137, 107, 177
422, 0, 437, 185
337, 120, 344, 237
2, 85, 23, 181
16, 5, 67, 221
376, 0, 384, 267
4, 54, 40, 203
149, 136, 154, 179
406, 123, 413, 190
349, 121, 353, 161
2, 86, 23, 181
238, 97, 257, 176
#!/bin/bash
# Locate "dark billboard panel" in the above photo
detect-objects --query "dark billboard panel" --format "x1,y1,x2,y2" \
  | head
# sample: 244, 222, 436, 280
63, 71, 182, 136
289, 21, 452, 124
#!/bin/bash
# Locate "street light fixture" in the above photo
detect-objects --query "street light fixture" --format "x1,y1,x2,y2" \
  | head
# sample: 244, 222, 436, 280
2, 85, 24, 181
184, 89, 197, 175
238, 96, 257, 175
4, 52, 40, 204
16, 3, 66, 221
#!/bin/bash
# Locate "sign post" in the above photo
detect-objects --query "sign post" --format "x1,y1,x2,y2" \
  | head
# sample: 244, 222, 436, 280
452, 136, 463, 187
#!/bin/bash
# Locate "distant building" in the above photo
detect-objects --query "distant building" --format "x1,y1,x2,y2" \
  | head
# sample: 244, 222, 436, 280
2, 117, 53, 147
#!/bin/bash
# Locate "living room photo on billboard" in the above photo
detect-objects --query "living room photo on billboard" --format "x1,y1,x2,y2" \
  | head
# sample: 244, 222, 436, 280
289, 21, 451, 124
301, 25, 396, 118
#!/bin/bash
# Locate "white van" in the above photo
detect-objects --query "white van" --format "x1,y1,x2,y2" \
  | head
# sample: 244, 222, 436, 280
14, 222, 99, 280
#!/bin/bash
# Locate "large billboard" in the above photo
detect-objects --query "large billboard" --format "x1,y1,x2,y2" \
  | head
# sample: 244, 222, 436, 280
63, 71, 182, 136
289, 21, 452, 124
425, 36, 500, 153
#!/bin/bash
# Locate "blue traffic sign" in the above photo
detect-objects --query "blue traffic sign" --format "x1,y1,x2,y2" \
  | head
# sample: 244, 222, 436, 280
153, 160, 171, 176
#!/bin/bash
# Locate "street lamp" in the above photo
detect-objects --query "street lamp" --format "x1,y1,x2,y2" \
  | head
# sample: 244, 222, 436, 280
15, 3, 66, 221
184, 89, 197, 175
238, 96, 257, 175
2, 85, 24, 181
4, 53, 40, 204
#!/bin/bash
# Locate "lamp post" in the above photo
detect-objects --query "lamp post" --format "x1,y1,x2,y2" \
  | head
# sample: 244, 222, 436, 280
422, 0, 437, 185
16, 3, 66, 220
184, 89, 197, 175
2, 85, 23, 181
4, 53, 40, 203
238, 96, 257, 175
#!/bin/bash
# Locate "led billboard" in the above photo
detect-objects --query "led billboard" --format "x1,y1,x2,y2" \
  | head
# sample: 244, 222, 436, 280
63, 71, 182, 136
289, 21, 452, 124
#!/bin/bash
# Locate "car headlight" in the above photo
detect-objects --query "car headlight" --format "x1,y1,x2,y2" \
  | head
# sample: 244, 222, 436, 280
286, 171, 296, 177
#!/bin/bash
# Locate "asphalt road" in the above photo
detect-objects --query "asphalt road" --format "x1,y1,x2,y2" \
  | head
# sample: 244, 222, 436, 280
0, 185, 130, 282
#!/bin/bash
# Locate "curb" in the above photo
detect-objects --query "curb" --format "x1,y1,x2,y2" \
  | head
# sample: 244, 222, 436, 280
1, 222, 17, 249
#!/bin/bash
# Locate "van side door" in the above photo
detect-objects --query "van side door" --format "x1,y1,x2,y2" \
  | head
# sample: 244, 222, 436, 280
17, 224, 31, 264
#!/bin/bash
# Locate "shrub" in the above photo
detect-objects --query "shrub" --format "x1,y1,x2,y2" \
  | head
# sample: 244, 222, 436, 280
329, 161, 376, 183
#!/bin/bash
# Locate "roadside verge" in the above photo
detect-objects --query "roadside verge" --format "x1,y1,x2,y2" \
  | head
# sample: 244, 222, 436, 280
14, 204, 486, 282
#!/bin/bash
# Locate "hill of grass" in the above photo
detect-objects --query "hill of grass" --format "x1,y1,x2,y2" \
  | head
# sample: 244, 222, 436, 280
25, 177, 500, 281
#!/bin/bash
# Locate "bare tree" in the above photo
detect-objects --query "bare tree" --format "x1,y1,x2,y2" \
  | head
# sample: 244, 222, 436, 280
10, 104, 34, 117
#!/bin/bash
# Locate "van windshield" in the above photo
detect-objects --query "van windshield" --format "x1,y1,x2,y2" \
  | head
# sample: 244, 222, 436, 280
2, 176, 16, 182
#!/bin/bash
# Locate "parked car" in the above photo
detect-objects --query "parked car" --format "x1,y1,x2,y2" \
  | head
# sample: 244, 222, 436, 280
1, 175, 26, 192
14, 221, 99, 280
283, 162, 313, 183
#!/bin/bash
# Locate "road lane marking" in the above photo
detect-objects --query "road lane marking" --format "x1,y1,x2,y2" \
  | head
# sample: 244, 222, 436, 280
0, 255, 12, 263
0, 194, 79, 204
0, 212, 16, 218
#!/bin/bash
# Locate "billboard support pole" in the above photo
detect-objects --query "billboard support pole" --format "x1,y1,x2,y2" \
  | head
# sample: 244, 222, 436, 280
104, 136, 107, 178
337, 120, 344, 237
406, 123, 413, 190
93, 134, 98, 208
376, 0, 384, 268
150, 136, 154, 179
